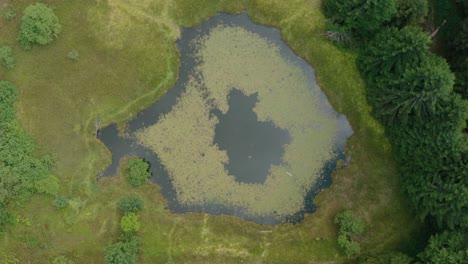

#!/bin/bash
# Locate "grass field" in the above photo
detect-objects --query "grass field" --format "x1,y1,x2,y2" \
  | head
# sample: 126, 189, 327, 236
0, 0, 421, 263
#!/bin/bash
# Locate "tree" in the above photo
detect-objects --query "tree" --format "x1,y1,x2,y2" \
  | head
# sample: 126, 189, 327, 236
394, 0, 429, 27
323, 0, 398, 38
120, 213, 140, 234
0, 81, 18, 123
357, 251, 413, 264
126, 158, 151, 187
0, 46, 14, 69
334, 210, 366, 256
358, 26, 431, 82
105, 237, 140, 264
118, 196, 144, 215
418, 231, 468, 264
18, 3, 62, 49
371, 54, 455, 124
390, 96, 467, 229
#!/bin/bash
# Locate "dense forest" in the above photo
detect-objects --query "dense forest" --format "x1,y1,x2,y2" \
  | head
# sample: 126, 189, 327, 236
324, 0, 467, 262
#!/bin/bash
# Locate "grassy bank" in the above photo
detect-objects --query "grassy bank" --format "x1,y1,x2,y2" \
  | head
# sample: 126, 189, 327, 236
0, 0, 420, 262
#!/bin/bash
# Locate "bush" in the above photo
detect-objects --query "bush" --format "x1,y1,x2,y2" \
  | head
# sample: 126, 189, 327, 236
0, 203, 14, 233
120, 213, 140, 234
66, 49, 79, 60
118, 196, 144, 215
126, 158, 151, 187
4, 7, 16, 20
35, 175, 60, 195
53, 196, 69, 209
18, 3, 62, 49
334, 210, 365, 256
0, 46, 15, 69
105, 237, 140, 264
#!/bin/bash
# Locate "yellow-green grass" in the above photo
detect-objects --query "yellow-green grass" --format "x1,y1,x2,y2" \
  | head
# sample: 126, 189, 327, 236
0, 0, 421, 263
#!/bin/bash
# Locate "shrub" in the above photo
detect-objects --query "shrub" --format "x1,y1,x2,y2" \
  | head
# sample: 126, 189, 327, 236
105, 237, 140, 264
35, 175, 60, 195
118, 196, 144, 215
126, 158, 151, 187
18, 3, 62, 49
4, 7, 16, 20
120, 213, 140, 234
0, 203, 14, 233
0, 46, 15, 69
334, 210, 365, 256
53, 196, 69, 209
66, 49, 79, 60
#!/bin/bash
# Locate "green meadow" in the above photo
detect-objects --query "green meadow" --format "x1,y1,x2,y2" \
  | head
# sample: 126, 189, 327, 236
0, 0, 421, 263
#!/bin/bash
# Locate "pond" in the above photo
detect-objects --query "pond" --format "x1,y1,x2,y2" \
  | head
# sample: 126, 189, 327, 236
98, 13, 353, 225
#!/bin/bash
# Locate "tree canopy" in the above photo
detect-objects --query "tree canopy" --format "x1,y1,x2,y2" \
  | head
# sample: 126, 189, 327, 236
418, 231, 468, 264
126, 158, 151, 187
324, 0, 398, 38
18, 3, 62, 49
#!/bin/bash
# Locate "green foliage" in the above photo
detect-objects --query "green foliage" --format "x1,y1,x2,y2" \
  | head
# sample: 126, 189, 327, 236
392, 95, 467, 228
118, 196, 144, 215
53, 196, 69, 209
323, 0, 398, 38
4, 7, 16, 20
334, 210, 366, 234
370, 54, 455, 124
120, 213, 140, 234
105, 237, 140, 264
0, 46, 15, 69
0, 203, 14, 233
0, 80, 18, 123
66, 49, 79, 60
358, 251, 413, 264
334, 210, 365, 256
18, 3, 62, 50
450, 18, 468, 99
418, 231, 468, 264
358, 26, 430, 82
35, 175, 60, 195
126, 158, 151, 187
394, 0, 428, 26
0, 81, 53, 231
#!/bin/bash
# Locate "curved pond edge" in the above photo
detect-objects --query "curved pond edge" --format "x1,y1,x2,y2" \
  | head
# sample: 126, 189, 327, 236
98, 12, 353, 225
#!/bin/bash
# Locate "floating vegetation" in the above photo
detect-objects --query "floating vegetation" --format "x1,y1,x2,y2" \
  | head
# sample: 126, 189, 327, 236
136, 24, 342, 219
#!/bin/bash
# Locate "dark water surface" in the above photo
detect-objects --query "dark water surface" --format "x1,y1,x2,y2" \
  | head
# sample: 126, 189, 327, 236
212, 89, 290, 184
99, 13, 353, 224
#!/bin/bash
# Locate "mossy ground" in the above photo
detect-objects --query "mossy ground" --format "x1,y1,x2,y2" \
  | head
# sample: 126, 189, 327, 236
0, 0, 421, 263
